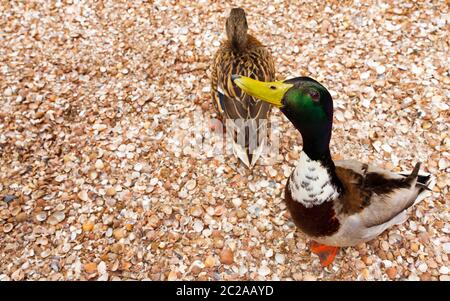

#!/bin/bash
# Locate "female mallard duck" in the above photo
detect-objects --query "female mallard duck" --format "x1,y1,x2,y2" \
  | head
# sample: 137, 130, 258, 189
211, 8, 276, 167
232, 75, 433, 266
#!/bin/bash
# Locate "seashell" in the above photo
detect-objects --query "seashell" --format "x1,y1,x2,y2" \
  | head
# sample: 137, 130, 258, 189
55, 204, 66, 211
3, 195, 17, 203
35, 211, 48, 222
48, 211, 65, 225
185, 179, 196, 191
3, 223, 13, 233
10, 206, 21, 216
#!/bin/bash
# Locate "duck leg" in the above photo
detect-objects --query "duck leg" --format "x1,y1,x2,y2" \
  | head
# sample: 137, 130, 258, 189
310, 241, 339, 267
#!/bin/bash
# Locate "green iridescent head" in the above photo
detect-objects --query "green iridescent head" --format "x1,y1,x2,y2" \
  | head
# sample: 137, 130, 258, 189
232, 75, 334, 159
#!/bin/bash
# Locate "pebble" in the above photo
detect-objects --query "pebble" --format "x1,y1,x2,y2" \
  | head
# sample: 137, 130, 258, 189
376, 65, 386, 74
258, 265, 271, 277
147, 215, 160, 228
193, 221, 204, 233
361, 256, 373, 265
10, 207, 21, 216
439, 266, 449, 275
185, 179, 197, 191
168, 271, 178, 281
409, 221, 418, 231
382, 260, 393, 268
443, 243, 450, 254
190, 206, 203, 217
386, 267, 397, 280
381, 241, 390, 251
191, 265, 202, 275
82, 222, 94, 232
98, 261, 107, 275
113, 228, 127, 240
106, 187, 116, 196
3, 223, 13, 233
275, 253, 285, 264
303, 274, 317, 281
381, 144, 392, 153
440, 275, 450, 281
219, 248, 234, 265
77, 190, 90, 202
232, 198, 242, 208
335, 110, 345, 122
134, 163, 143, 172
84, 262, 98, 274
438, 158, 447, 169
15, 212, 28, 222
35, 211, 47, 222
204, 255, 215, 268
361, 269, 370, 280
3, 195, 17, 203
418, 262, 428, 273
48, 212, 65, 225
62, 244, 71, 253
355, 259, 366, 270
267, 167, 277, 178
95, 159, 104, 170
418, 232, 430, 244
420, 272, 432, 281
105, 228, 113, 237
161, 205, 173, 215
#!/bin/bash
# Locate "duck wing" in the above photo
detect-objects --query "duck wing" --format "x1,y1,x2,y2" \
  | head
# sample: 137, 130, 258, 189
334, 160, 432, 234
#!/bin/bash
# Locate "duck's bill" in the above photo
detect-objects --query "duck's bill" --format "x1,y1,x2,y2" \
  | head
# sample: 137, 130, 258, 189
232, 75, 293, 108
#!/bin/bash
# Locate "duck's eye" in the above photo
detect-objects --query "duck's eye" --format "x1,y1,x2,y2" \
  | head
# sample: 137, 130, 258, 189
309, 90, 320, 102
270, 85, 276, 90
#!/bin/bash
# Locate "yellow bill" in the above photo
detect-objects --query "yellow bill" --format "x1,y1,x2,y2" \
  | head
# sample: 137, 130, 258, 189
232, 75, 293, 108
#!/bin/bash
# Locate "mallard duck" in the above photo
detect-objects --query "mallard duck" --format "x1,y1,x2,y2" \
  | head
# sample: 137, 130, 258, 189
232, 75, 433, 266
211, 8, 276, 167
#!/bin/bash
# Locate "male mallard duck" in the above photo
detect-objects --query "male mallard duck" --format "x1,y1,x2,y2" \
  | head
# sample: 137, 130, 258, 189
232, 75, 433, 266
211, 8, 276, 167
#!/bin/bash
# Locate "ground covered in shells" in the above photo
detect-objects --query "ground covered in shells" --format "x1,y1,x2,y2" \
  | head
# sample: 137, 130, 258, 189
0, 0, 449, 281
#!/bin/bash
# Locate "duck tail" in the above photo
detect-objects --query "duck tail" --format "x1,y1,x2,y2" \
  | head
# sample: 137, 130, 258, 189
411, 163, 434, 205
408, 162, 421, 180
400, 162, 433, 206
416, 174, 432, 191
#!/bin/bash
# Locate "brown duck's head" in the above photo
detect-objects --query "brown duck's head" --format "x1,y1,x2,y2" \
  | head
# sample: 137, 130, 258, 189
226, 8, 248, 51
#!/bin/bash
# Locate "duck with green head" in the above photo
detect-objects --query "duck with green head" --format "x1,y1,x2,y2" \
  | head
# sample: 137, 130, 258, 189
232, 75, 433, 266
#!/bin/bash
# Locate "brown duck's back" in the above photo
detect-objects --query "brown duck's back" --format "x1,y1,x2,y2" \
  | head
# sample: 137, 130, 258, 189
211, 34, 275, 120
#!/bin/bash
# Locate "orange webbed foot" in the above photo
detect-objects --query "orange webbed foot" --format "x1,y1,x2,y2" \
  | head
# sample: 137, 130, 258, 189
310, 241, 339, 267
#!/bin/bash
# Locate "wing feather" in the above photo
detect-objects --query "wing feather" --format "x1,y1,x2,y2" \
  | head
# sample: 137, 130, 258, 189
334, 160, 427, 229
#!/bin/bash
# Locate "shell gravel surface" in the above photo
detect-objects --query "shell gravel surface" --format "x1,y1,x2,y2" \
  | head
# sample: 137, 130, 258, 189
0, 1, 448, 281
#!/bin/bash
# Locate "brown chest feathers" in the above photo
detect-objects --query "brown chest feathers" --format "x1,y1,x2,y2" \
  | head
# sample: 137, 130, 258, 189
285, 178, 340, 237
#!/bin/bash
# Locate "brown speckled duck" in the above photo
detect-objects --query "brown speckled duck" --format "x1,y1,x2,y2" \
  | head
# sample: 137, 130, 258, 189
232, 75, 433, 266
211, 8, 276, 167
